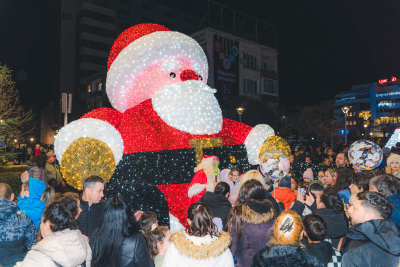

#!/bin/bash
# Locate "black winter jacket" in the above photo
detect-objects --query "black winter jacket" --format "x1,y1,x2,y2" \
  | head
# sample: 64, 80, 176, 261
121, 233, 155, 267
313, 208, 348, 249
199, 192, 232, 230
342, 219, 400, 267
251, 245, 324, 267
77, 197, 106, 239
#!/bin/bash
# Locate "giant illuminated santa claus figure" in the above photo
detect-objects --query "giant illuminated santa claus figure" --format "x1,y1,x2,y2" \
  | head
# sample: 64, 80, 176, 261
54, 24, 274, 231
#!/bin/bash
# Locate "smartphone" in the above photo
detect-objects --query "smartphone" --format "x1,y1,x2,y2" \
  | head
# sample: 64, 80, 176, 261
300, 187, 307, 201
300, 187, 307, 195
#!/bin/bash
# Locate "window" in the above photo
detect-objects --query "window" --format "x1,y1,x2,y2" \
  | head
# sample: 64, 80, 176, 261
262, 78, 279, 95
87, 85, 91, 93
243, 78, 258, 94
243, 53, 257, 69
96, 82, 103, 92
261, 56, 277, 72
346, 121, 349, 125
353, 121, 356, 125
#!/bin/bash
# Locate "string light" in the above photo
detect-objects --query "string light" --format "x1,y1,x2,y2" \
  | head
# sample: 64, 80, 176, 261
245, 124, 275, 165
259, 135, 290, 159
61, 137, 115, 190
385, 128, 400, 148
290, 162, 321, 181
54, 118, 123, 164
55, 23, 276, 228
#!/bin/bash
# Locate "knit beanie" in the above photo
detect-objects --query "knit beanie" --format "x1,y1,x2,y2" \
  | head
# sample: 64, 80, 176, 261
278, 175, 291, 189
308, 180, 324, 192
303, 168, 314, 181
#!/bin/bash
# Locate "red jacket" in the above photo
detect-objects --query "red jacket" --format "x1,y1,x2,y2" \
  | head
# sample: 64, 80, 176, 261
271, 188, 296, 211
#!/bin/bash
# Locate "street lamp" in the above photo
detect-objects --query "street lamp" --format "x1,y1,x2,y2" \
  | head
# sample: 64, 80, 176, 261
30, 138, 34, 142
236, 107, 245, 122
341, 105, 351, 144
359, 111, 371, 140
14, 139, 17, 143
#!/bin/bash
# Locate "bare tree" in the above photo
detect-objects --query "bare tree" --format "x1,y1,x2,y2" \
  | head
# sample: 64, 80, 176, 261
0, 64, 35, 147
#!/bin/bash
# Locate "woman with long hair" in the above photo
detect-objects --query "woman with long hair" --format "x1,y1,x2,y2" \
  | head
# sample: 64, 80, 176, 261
227, 179, 276, 267
40, 185, 55, 206
333, 167, 352, 204
313, 190, 349, 249
199, 182, 232, 231
90, 196, 153, 267
162, 202, 233, 266
250, 211, 323, 267
22, 199, 92, 266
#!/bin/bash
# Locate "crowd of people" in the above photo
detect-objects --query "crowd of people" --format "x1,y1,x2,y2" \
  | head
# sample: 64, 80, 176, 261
1, 141, 400, 266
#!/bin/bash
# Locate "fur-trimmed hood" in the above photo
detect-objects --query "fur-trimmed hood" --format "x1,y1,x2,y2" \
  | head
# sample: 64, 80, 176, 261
241, 202, 275, 224
171, 231, 231, 260
250, 245, 323, 267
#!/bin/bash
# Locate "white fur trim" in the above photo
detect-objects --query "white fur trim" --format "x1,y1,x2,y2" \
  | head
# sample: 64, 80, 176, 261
107, 31, 209, 112
188, 183, 207, 198
206, 182, 215, 192
244, 124, 275, 165
201, 157, 214, 165
54, 118, 124, 165
169, 213, 186, 234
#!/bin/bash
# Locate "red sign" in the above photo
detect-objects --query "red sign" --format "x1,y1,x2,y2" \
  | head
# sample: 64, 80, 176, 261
378, 77, 396, 84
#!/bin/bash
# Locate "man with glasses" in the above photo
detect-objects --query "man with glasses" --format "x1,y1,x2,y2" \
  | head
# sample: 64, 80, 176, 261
45, 151, 64, 192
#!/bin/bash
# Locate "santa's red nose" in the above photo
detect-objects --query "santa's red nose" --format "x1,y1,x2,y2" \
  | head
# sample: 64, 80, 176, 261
180, 69, 199, 81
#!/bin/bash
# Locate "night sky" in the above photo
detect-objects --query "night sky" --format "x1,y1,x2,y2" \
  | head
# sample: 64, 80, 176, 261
0, 0, 399, 113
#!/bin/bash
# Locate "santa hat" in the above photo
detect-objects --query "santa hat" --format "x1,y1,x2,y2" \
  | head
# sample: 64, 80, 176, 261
106, 23, 209, 113
201, 155, 219, 165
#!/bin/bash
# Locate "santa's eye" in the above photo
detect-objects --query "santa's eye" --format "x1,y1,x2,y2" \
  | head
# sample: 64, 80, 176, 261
199, 75, 203, 81
170, 72, 176, 78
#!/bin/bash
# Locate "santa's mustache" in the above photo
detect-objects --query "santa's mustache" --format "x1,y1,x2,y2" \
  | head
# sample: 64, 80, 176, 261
162, 80, 217, 94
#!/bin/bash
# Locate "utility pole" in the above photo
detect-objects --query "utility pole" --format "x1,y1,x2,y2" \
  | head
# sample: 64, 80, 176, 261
62, 93, 72, 126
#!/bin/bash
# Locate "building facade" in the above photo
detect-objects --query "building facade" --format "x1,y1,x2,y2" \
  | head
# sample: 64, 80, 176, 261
334, 78, 400, 141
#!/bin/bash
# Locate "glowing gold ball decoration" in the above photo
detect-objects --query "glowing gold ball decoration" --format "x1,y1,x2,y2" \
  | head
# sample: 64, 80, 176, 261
60, 137, 115, 190
259, 136, 290, 159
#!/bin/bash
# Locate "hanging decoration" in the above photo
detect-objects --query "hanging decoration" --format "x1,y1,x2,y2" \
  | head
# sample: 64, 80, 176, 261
259, 150, 290, 180
348, 140, 383, 171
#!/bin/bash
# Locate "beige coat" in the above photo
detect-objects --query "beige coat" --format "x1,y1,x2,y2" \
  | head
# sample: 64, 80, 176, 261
22, 229, 91, 267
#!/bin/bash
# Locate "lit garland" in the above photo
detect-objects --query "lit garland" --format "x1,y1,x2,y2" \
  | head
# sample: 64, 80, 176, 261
259, 136, 290, 159
60, 137, 115, 190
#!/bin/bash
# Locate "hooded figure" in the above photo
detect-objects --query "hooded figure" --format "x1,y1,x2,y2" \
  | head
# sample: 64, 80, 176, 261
17, 178, 46, 228
342, 219, 400, 266
271, 176, 296, 211
0, 198, 37, 267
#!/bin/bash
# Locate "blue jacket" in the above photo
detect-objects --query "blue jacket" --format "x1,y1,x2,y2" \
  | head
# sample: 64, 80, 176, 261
338, 188, 351, 204
388, 194, 400, 227
0, 198, 37, 266
17, 177, 46, 228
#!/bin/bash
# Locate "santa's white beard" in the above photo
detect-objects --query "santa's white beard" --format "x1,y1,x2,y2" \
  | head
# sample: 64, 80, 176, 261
152, 80, 223, 135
